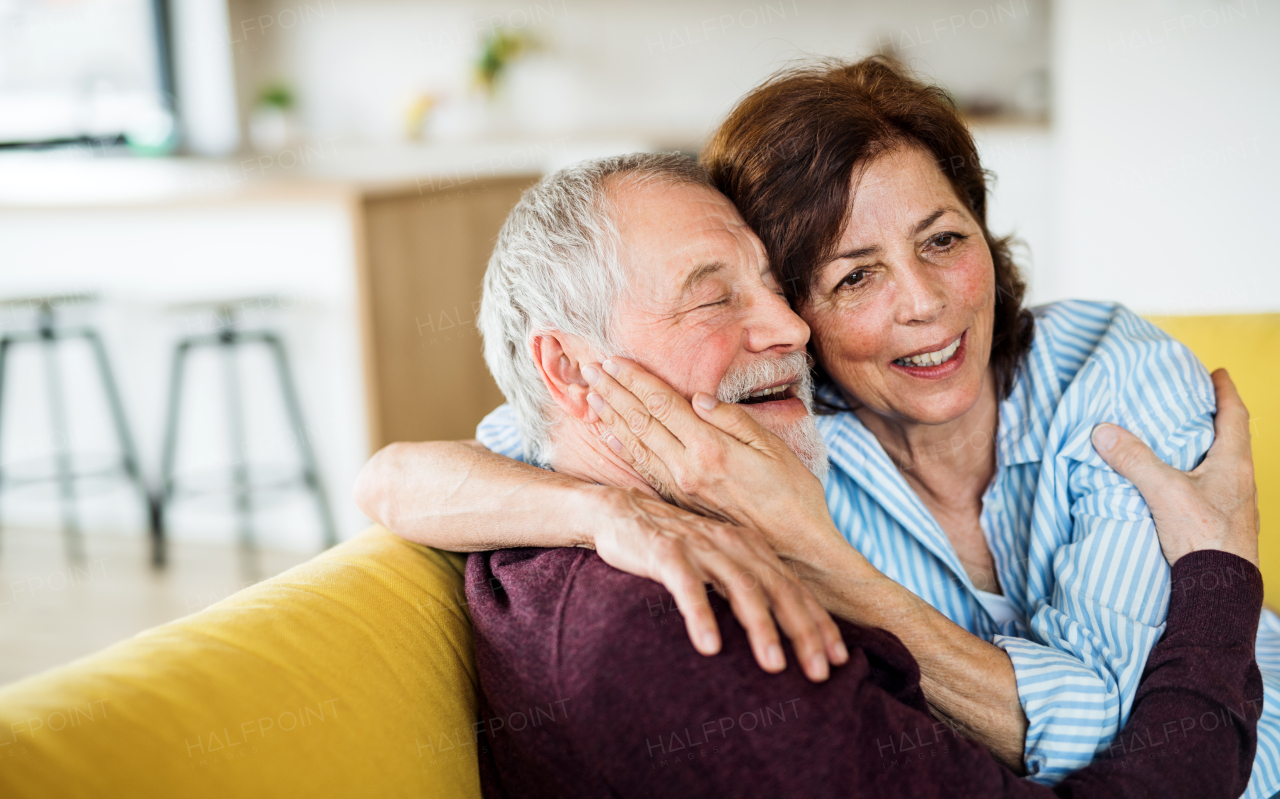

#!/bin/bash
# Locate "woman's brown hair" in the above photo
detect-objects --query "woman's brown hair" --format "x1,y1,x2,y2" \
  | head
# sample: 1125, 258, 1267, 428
702, 56, 1035, 401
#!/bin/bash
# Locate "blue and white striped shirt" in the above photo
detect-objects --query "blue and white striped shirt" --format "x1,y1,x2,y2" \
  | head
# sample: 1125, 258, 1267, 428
477, 300, 1280, 796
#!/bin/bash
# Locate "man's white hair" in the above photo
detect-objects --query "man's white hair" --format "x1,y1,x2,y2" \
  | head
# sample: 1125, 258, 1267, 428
478, 152, 714, 464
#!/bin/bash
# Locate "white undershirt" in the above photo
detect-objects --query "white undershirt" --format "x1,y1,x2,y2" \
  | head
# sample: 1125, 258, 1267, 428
974, 588, 1020, 628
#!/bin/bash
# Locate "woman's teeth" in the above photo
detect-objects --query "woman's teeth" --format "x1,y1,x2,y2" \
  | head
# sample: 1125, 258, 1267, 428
894, 336, 961, 367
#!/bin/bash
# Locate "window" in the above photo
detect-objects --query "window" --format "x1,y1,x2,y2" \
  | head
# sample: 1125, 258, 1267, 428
0, 0, 175, 148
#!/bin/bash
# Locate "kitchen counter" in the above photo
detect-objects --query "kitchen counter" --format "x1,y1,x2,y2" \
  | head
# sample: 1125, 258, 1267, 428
0, 137, 653, 209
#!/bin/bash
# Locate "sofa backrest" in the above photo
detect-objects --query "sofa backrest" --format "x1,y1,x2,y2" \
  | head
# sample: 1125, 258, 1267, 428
0, 527, 482, 799
1151, 313, 1280, 603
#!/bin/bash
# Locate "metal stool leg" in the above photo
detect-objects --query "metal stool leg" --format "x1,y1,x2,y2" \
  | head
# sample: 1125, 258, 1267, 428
0, 337, 10, 556
158, 341, 192, 552
219, 333, 256, 561
39, 326, 83, 564
263, 333, 337, 549
81, 330, 164, 566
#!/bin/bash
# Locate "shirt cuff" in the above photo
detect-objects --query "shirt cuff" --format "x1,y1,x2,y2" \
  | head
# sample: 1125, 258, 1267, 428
995, 634, 1114, 783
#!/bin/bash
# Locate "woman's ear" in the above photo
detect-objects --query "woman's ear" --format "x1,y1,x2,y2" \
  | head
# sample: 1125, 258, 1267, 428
532, 333, 592, 420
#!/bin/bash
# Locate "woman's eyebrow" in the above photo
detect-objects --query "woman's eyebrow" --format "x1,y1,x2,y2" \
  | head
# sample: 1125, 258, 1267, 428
835, 245, 879, 261
913, 206, 961, 235
835, 205, 964, 260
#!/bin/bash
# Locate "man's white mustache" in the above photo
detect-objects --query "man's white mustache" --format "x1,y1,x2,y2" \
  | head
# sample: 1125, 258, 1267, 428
716, 351, 815, 412
714, 351, 827, 479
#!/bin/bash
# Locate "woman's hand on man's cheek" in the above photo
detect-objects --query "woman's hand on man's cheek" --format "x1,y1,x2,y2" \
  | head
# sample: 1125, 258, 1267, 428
581, 357, 844, 564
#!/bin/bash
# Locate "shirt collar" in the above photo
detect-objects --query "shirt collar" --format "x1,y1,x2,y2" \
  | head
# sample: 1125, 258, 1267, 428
815, 407, 970, 583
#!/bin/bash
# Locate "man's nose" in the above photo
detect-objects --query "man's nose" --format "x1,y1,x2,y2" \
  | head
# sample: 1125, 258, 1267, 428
894, 259, 947, 326
747, 286, 810, 353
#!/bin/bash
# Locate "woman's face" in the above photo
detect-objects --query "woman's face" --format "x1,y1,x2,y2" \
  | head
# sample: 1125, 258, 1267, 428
801, 144, 996, 427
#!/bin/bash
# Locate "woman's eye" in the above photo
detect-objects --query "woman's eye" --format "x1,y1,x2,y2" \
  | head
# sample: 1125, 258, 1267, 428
698, 298, 729, 310
929, 232, 967, 250
837, 269, 867, 289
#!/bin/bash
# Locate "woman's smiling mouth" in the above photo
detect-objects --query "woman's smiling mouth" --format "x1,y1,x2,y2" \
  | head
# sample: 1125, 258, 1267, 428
889, 331, 968, 379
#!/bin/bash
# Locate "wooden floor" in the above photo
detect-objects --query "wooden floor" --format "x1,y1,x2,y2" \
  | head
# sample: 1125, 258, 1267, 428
0, 527, 312, 686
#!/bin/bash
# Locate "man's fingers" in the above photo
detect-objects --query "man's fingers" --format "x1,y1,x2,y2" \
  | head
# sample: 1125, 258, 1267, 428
1091, 423, 1178, 498
691, 392, 776, 451
1207, 368, 1253, 461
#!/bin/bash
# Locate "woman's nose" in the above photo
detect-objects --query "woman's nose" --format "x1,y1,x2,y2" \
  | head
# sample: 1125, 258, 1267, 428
895, 261, 947, 325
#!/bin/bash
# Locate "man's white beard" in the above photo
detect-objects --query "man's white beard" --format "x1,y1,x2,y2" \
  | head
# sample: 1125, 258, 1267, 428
716, 352, 829, 481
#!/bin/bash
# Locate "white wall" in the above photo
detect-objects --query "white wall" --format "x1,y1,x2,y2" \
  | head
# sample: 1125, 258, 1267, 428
226, 0, 1050, 145
1048, 0, 1280, 314
974, 123, 1055, 304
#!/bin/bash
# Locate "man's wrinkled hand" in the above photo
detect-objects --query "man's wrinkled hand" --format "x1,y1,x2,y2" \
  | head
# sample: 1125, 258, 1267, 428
1091, 368, 1260, 567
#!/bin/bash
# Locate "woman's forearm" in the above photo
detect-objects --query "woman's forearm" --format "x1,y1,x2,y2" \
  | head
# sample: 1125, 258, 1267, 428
877, 588, 1028, 772
353, 440, 603, 551
799, 543, 1029, 771
357, 440, 853, 682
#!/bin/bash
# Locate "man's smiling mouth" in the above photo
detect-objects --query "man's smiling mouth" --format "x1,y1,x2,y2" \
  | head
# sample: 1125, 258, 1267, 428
737, 382, 798, 405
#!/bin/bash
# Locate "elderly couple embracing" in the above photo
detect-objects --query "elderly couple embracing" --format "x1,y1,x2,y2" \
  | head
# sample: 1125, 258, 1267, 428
357, 58, 1275, 799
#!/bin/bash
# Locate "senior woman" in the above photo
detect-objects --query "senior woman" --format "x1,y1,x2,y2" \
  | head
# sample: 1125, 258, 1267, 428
356, 58, 1278, 794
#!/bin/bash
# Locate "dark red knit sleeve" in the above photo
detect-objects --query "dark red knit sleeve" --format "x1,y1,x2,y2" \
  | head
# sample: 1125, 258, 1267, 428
1051, 549, 1263, 799
473, 548, 1262, 799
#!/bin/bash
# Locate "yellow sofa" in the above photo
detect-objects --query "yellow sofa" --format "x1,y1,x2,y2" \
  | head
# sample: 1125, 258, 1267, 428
0, 314, 1273, 798
0, 527, 483, 799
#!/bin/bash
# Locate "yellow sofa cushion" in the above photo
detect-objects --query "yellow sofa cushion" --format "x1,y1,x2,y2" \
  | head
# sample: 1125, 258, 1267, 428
0, 526, 481, 799
1149, 313, 1280, 605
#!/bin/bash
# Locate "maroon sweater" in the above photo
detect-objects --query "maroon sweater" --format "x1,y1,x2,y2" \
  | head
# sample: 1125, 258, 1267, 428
466, 548, 1262, 799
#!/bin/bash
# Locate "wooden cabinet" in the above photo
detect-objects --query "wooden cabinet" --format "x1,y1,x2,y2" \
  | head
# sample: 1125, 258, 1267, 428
354, 175, 538, 450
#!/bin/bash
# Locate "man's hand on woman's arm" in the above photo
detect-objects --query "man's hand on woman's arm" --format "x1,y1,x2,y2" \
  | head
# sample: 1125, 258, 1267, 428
353, 439, 846, 681
857, 367, 1266, 774
1091, 367, 1260, 567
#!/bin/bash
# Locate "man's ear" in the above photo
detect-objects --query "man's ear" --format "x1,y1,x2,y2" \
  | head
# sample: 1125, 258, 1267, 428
532, 332, 593, 420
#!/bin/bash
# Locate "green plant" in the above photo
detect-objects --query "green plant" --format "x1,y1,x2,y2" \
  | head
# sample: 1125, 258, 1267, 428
476, 29, 532, 94
257, 83, 295, 110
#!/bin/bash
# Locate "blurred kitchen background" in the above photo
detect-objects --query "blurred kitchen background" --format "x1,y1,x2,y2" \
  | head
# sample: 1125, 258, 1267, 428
0, 0, 1276, 681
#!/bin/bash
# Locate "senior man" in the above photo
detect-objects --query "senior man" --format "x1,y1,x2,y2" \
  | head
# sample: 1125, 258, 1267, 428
356, 154, 1263, 798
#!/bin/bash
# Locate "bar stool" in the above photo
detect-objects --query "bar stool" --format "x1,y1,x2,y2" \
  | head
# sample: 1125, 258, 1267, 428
0, 294, 161, 565
158, 297, 337, 563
